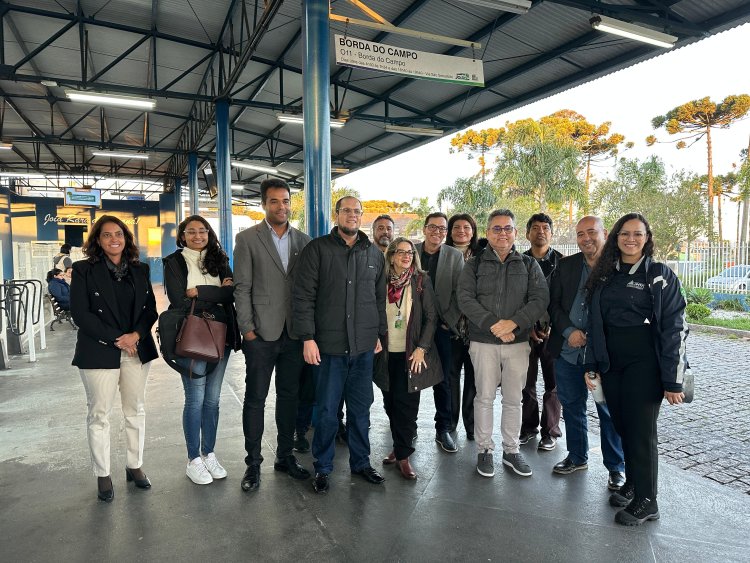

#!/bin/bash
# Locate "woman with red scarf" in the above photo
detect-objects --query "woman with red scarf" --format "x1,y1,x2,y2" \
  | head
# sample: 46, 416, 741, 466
373, 237, 443, 480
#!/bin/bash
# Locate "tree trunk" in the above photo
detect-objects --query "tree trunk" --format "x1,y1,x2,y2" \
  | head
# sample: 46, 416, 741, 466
717, 190, 723, 242
741, 136, 750, 246
584, 154, 592, 214
706, 127, 714, 241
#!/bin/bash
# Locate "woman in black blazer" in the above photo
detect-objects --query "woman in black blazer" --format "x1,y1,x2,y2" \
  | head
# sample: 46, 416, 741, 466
70, 215, 158, 502
163, 215, 240, 486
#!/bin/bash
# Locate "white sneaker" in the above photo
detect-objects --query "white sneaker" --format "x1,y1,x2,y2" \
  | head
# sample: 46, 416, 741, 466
186, 457, 213, 485
203, 452, 228, 479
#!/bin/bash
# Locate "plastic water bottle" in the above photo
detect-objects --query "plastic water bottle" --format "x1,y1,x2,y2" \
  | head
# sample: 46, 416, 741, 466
587, 372, 606, 404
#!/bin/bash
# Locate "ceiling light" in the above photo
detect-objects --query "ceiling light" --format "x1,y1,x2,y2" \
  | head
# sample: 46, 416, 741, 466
331, 167, 350, 174
276, 113, 348, 129
455, 0, 531, 14
231, 161, 279, 174
385, 124, 444, 137
92, 151, 149, 160
41, 80, 59, 87
0, 171, 46, 178
66, 90, 156, 110
0, 142, 13, 150
590, 15, 677, 48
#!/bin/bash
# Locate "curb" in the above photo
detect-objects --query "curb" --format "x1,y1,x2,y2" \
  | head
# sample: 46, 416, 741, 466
688, 322, 750, 339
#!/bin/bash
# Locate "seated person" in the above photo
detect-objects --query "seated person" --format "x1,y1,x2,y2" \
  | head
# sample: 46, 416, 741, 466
47, 268, 71, 310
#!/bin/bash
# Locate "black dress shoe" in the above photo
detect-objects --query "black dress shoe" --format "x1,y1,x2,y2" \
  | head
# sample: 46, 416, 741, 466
553, 456, 588, 475
241, 464, 261, 492
353, 465, 385, 484
293, 432, 310, 453
466, 432, 475, 441
435, 431, 458, 453
273, 455, 311, 480
125, 467, 152, 489
313, 472, 329, 494
608, 471, 626, 491
97, 476, 114, 503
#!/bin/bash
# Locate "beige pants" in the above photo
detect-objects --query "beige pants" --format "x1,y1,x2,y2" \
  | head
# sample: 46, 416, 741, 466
470, 341, 530, 455
79, 352, 151, 477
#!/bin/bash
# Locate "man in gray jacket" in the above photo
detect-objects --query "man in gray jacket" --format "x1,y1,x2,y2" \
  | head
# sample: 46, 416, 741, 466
234, 178, 312, 493
416, 212, 464, 453
457, 209, 549, 478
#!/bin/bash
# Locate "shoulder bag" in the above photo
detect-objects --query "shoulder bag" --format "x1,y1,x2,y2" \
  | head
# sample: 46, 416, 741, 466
175, 299, 227, 362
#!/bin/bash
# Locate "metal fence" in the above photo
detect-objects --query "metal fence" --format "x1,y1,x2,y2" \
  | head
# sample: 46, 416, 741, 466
666, 243, 750, 293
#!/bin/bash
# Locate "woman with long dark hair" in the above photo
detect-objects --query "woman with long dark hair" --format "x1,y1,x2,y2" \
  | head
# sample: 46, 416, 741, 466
374, 237, 442, 480
445, 213, 479, 440
584, 212, 688, 526
163, 215, 240, 485
70, 215, 159, 502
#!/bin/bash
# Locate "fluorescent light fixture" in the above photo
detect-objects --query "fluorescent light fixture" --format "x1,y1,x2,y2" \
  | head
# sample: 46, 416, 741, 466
91, 151, 149, 160
590, 15, 677, 48
290, 187, 302, 193
66, 90, 156, 110
40, 80, 58, 87
455, 0, 531, 14
384, 124, 444, 137
276, 113, 348, 129
331, 167, 350, 174
0, 171, 46, 178
231, 161, 279, 174
0, 142, 13, 150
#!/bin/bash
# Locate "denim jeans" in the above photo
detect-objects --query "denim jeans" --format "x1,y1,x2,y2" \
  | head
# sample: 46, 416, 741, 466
312, 351, 374, 475
555, 357, 624, 471
180, 349, 231, 461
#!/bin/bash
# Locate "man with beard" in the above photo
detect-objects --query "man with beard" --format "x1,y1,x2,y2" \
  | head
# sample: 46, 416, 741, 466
372, 214, 395, 253
234, 178, 312, 493
520, 213, 563, 452
294, 196, 387, 494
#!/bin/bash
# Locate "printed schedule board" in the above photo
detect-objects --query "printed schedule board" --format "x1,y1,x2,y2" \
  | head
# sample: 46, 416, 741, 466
334, 35, 484, 87
64, 187, 102, 207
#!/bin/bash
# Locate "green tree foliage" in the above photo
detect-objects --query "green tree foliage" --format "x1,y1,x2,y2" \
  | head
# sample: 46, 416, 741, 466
493, 118, 583, 212
403, 197, 433, 235
592, 156, 705, 259
648, 94, 750, 241
290, 184, 361, 232
437, 176, 499, 226
449, 128, 505, 184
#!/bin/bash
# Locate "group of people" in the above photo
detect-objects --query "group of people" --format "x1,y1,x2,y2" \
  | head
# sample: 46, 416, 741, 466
68, 177, 689, 528
47, 244, 74, 310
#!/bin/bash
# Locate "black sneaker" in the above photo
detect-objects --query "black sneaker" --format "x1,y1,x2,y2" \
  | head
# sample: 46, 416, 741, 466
518, 431, 537, 445
615, 497, 659, 526
476, 450, 494, 477
293, 432, 310, 453
609, 481, 635, 507
502, 452, 532, 477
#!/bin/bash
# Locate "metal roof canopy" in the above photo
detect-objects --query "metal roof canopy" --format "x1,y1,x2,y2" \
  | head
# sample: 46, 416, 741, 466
0, 0, 749, 201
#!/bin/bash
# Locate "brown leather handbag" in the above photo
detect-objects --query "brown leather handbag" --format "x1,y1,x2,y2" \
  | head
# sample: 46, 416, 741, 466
175, 299, 227, 362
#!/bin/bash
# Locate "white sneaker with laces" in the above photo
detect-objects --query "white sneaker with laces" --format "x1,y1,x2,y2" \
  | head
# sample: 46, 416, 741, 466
186, 457, 213, 485
203, 452, 228, 479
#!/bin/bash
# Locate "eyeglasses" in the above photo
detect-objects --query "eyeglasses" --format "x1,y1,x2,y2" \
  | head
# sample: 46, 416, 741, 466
101, 231, 124, 239
425, 224, 448, 233
338, 207, 363, 216
395, 249, 415, 256
618, 231, 647, 239
185, 229, 209, 236
489, 225, 515, 234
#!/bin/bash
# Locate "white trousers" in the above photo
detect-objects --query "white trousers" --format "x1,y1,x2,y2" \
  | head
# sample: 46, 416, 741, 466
79, 352, 151, 477
470, 341, 530, 455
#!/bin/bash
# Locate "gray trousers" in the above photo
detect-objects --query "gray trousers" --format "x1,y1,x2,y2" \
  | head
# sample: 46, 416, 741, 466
469, 341, 530, 455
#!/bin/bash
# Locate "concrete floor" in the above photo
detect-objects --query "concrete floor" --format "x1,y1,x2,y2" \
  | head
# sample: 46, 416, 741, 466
1, 317, 749, 562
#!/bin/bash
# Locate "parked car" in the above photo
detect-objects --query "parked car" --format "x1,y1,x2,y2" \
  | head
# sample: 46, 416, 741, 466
704, 265, 750, 291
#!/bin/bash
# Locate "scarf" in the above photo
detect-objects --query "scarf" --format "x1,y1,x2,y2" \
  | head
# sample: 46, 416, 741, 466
388, 265, 414, 303
105, 256, 129, 281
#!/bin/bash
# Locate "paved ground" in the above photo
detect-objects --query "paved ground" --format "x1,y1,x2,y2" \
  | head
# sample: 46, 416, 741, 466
584, 331, 750, 495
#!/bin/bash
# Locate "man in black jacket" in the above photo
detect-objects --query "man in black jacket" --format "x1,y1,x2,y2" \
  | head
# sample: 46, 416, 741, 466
293, 196, 387, 494
548, 216, 625, 490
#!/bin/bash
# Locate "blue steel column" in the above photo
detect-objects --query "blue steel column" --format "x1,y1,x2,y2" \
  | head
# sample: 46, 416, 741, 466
302, 0, 331, 238
174, 177, 182, 224
215, 99, 233, 266
188, 152, 199, 216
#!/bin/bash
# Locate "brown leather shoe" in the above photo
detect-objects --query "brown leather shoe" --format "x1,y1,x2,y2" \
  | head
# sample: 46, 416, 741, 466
398, 458, 417, 480
382, 451, 396, 465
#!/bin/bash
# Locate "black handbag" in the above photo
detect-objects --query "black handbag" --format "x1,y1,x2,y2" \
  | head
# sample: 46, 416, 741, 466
157, 308, 186, 362
175, 299, 227, 362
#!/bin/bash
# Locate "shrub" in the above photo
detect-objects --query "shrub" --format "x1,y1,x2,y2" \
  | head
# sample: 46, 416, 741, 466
685, 287, 713, 306
686, 303, 711, 321
715, 298, 746, 312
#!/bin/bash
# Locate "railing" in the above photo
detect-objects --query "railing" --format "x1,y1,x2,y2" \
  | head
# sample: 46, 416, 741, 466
667, 243, 750, 294
0, 279, 47, 367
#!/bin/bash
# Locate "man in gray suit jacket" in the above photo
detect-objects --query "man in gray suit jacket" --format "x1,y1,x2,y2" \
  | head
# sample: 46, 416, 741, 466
233, 178, 312, 493
416, 212, 464, 454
